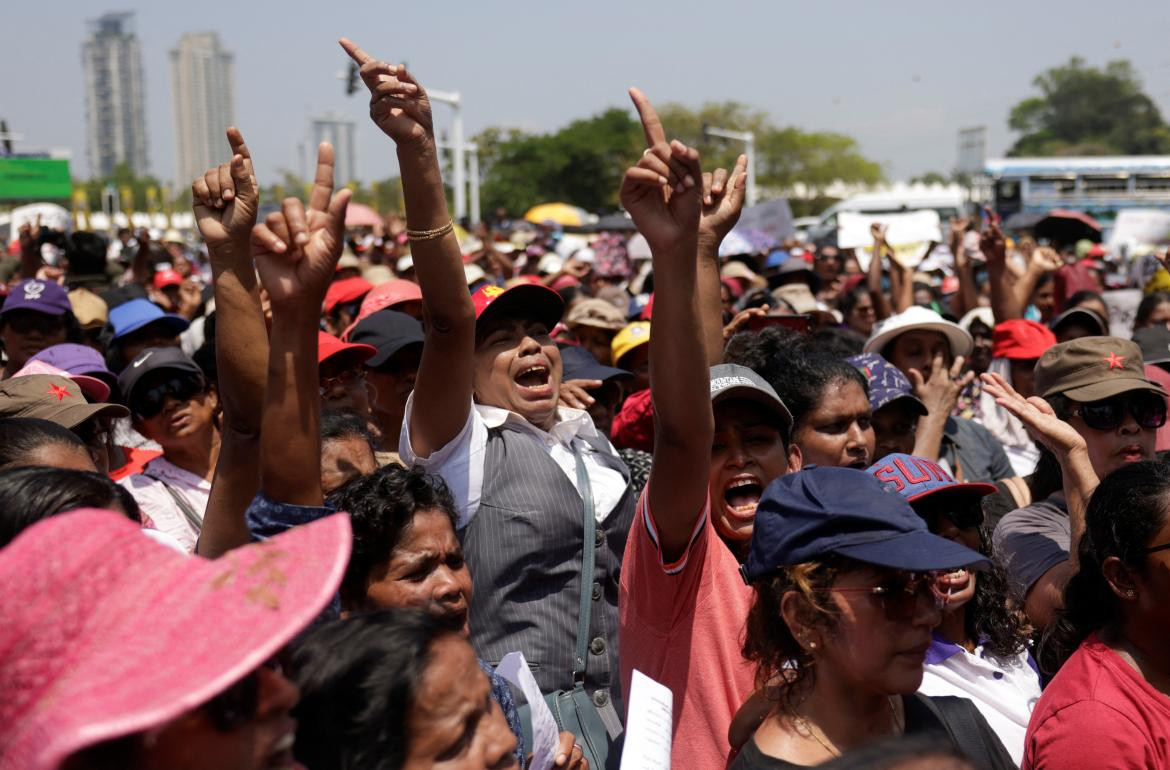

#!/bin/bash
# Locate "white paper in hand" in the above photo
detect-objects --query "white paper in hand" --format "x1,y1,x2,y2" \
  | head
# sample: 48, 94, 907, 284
496, 652, 558, 770
619, 669, 673, 770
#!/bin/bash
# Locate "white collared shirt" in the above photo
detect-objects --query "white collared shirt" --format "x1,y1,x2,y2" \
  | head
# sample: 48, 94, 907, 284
918, 633, 1041, 767
399, 396, 628, 529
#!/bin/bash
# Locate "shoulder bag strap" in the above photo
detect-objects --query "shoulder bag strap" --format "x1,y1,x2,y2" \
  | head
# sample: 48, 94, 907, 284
571, 445, 596, 685
142, 469, 204, 534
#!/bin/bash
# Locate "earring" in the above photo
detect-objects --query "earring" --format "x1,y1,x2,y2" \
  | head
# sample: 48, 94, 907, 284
809, 641, 818, 650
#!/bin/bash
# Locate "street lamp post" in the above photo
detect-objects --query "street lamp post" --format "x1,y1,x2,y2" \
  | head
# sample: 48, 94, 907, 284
701, 124, 757, 207
428, 89, 466, 224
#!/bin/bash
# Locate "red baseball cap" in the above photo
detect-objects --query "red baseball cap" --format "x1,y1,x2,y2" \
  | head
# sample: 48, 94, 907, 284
323, 276, 373, 315
340, 280, 423, 340
317, 331, 376, 366
471, 283, 564, 331
992, 319, 1057, 360
151, 269, 183, 290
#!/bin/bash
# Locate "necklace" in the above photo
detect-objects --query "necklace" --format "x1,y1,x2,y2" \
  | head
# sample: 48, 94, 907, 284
792, 696, 903, 758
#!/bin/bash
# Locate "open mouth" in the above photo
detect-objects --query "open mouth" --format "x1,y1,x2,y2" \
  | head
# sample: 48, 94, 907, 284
935, 568, 971, 597
723, 476, 763, 522
515, 363, 552, 394
265, 728, 303, 769
1118, 445, 1144, 461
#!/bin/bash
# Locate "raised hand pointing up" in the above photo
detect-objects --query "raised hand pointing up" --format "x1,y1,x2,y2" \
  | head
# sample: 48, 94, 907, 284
192, 127, 258, 253
251, 142, 351, 312
340, 38, 433, 148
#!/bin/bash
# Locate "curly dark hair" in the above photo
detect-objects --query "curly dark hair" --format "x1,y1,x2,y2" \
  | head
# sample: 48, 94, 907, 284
326, 464, 460, 608
1039, 460, 1170, 675
742, 555, 845, 714
726, 327, 868, 432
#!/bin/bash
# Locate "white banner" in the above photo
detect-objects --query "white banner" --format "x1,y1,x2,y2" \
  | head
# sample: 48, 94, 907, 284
838, 210, 942, 271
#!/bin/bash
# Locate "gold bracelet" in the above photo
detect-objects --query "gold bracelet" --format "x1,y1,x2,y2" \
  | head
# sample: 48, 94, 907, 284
406, 220, 454, 241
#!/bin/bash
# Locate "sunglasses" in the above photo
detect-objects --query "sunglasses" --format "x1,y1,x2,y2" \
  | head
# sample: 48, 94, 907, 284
1072, 391, 1167, 432
203, 655, 286, 732
1145, 541, 1170, 557
131, 375, 206, 420
819, 571, 945, 620
5, 310, 65, 336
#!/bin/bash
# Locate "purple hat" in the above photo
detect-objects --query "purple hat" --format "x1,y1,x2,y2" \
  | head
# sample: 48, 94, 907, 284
847, 353, 928, 417
1, 280, 71, 317
867, 453, 997, 507
30, 344, 116, 388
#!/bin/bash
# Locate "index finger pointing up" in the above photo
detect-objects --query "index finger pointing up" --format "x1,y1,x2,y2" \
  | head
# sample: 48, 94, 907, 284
226, 126, 251, 160
628, 87, 666, 149
309, 142, 336, 213
339, 38, 372, 66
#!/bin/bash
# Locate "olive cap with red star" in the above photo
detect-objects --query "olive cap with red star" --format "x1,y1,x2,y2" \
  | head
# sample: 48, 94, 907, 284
1034, 337, 1167, 403
0, 374, 128, 429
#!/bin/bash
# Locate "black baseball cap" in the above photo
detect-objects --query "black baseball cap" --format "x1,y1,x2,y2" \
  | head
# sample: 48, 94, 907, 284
117, 347, 204, 406
348, 310, 424, 368
560, 345, 631, 383
741, 466, 989, 582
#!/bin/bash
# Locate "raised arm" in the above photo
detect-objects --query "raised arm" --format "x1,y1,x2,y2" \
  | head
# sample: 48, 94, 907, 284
697, 154, 749, 366
867, 223, 894, 320
948, 217, 978, 319
251, 143, 351, 506
624, 88, 713, 561
1010, 246, 1060, 318
191, 127, 268, 557
341, 38, 474, 459
981, 371, 1097, 627
980, 212, 1022, 323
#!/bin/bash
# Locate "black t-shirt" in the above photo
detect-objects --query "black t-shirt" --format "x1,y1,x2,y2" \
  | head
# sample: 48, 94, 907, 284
729, 694, 1013, 769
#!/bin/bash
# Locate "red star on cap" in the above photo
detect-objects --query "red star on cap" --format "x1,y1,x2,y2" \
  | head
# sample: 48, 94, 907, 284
47, 384, 72, 401
1104, 352, 1126, 370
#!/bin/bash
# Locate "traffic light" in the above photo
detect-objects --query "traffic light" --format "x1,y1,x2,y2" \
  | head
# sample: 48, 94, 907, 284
345, 61, 359, 95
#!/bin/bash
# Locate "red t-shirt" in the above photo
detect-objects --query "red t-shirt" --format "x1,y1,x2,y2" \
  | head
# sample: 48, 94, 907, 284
1024, 633, 1170, 769
619, 490, 755, 770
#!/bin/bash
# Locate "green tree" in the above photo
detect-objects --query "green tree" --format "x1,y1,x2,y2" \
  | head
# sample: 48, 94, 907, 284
1008, 57, 1170, 156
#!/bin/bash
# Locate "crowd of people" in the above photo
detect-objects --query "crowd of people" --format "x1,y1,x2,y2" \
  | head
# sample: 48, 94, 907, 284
2, 37, 1169, 770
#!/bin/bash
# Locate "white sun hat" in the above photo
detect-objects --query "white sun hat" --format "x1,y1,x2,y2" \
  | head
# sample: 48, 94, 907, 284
863, 305, 974, 359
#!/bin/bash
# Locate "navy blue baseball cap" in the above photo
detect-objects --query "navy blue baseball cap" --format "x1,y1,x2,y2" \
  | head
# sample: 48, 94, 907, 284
742, 466, 989, 582
560, 344, 631, 384
109, 299, 189, 341
848, 352, 928, 416
867, 453, 995, 510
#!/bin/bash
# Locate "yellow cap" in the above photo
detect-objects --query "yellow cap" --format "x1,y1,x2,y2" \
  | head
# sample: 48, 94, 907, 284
611, 321, 651, 365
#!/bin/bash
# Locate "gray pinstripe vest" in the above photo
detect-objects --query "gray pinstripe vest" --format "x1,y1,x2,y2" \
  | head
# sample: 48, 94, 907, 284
461, 424, 636, 718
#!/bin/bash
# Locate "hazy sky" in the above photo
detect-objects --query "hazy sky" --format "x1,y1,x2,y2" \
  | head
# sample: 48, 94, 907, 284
6, 0, 1170, 191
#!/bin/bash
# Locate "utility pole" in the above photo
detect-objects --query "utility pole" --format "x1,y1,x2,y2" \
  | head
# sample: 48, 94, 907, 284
428, 89, 465, 224
701, 124, 757, 206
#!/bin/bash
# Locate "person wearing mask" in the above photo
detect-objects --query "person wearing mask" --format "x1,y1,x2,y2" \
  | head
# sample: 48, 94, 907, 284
1025, 461, 1170, 768
983, 336, 1166, 630
347, 309, 424, 455
865, 306, 1013, 482
728, 329, 875, 470
869, 454, 1039, 766
0, 508, 351, 770
118, 348, 220, 552
346, 38, 637, 729
0, 279, 80, 378
729, 467, 1013, 769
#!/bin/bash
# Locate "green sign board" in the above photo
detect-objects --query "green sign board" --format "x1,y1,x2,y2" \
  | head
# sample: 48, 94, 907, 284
0, 157, 72, 201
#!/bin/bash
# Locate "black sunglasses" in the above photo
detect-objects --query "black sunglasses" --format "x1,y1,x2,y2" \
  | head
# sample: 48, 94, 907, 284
131, 375, 206, 420
1073, 392, 1167, 432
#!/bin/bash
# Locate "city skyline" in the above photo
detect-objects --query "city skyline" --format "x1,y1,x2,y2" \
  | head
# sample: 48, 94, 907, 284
170, 32, 236, 191
9, 2, 1170, 190
307, 112, 357, 188
80, 11, 149, 178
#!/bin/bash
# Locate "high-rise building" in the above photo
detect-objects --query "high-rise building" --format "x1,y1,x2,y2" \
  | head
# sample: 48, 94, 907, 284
171, 32, 235, 188
308, 113, 357, 187
81, 12, 149, 178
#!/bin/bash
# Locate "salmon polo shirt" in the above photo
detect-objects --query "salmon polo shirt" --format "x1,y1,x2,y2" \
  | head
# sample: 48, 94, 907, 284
619, 490, 755, 769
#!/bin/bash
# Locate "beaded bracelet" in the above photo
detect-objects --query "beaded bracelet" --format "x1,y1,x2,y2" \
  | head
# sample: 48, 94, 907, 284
405, 220, 454, 242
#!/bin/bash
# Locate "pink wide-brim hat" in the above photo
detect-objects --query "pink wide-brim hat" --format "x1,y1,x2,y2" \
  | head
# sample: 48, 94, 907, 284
0, 509, 352, 770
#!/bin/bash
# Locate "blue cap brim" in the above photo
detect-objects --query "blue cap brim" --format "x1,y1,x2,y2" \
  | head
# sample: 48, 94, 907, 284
112, 314, 190, 341
833, 530, 990, 572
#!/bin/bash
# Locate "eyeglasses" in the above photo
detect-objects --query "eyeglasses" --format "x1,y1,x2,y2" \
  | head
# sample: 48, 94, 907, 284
4, 310, 65, 336
319, 368, 366, 396
203, 655, 285, 732
818, 571, 945, 620
1072, 392, 1167, 432
131, 375, 206, 420
1145, 542, 1170, 556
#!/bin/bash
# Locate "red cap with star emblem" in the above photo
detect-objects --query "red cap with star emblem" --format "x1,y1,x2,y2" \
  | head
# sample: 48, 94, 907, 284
470, 282, 564, 335
0, 374, 128, 428
1034, 337, 1168, 402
